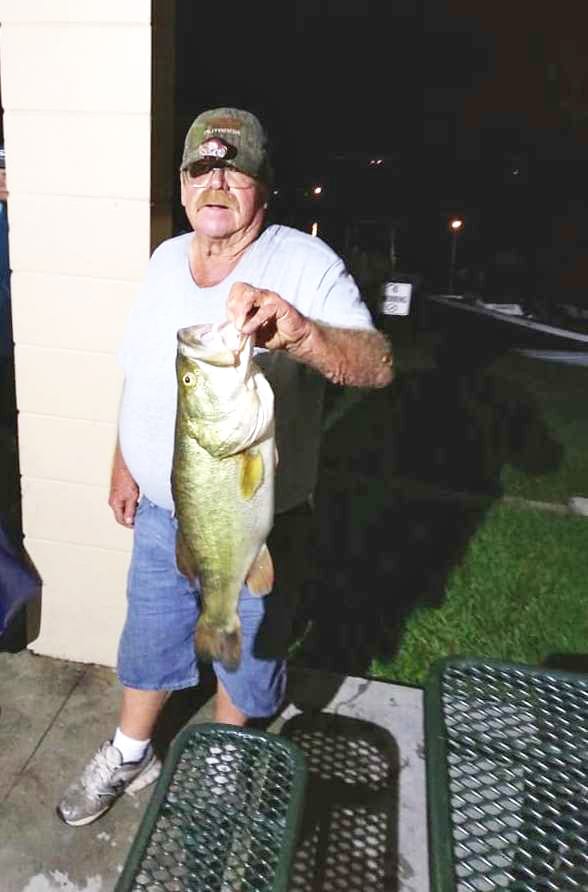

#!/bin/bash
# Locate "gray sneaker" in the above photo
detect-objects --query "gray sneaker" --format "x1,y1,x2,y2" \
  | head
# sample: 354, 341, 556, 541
56, 741, 161, 827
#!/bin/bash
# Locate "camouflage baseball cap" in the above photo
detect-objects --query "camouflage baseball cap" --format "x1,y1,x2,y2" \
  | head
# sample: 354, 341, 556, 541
180, 107, 273, 184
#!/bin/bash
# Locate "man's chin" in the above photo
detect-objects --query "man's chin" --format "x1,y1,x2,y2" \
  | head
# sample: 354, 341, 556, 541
195, 208, 236, 237
194, 208, 236, 238
195, 221, 235, 239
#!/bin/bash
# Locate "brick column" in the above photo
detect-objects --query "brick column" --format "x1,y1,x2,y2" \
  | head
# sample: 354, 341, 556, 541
0, 0, 174, 664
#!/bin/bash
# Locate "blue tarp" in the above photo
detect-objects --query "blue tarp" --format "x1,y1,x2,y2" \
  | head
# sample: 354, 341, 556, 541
0, 201, 11, 358
0, 524, 40, 636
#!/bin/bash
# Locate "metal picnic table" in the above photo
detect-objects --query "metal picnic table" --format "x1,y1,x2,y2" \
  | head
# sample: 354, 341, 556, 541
115, 723, 307, 892
424, 657, 588, 891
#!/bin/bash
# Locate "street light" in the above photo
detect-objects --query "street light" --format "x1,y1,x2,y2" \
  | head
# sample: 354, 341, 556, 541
448, 218, 464, 294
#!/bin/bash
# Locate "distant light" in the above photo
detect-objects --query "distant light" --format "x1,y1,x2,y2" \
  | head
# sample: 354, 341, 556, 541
273, 189, 279, 195
369, 159, 384, 166
450, 218, 463, 231
311, 222, 319, 237
312, 185, 323, 196
512, 169, 520, 176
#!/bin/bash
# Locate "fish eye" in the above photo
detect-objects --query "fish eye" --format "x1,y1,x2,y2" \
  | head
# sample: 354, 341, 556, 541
182, 372, 196, 387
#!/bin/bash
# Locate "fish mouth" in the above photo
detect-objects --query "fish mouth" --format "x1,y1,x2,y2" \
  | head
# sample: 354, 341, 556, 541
177, 323, 214, 349
177, 322, 249, 365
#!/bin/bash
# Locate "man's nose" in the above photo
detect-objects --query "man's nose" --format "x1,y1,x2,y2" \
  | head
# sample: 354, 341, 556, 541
209, 167, 228, 188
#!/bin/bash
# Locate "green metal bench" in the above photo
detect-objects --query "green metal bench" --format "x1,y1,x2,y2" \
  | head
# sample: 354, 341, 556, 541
424, 657, 588, 892
115, 723, 307, 892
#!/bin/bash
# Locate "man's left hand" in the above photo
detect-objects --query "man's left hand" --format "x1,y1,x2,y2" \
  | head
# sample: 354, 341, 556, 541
227, 282, 312, 352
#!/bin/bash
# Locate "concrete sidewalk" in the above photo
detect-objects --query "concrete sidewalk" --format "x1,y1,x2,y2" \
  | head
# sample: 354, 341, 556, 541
0, 650, 429, 892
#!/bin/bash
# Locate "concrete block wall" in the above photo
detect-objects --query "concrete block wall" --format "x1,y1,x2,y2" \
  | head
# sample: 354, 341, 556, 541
0, 1, 164, 665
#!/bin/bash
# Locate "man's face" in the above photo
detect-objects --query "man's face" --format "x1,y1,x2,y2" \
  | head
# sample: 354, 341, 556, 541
180, 165, 266, 241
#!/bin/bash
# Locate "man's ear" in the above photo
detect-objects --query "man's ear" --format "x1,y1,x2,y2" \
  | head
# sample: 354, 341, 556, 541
179, 173, 188, 208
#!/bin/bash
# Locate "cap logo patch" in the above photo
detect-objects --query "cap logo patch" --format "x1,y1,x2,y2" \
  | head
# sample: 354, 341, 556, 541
204, 117, 242, 137
198, 137, 232, 160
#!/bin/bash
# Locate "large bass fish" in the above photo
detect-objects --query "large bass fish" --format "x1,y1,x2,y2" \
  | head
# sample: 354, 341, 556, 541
171, 321, 275, 671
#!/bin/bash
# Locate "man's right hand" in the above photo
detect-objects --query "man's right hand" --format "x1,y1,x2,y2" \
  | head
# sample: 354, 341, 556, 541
109, 444, 139, 526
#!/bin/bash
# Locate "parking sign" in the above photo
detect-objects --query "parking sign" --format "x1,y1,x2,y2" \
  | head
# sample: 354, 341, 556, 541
381, 282, 413, 316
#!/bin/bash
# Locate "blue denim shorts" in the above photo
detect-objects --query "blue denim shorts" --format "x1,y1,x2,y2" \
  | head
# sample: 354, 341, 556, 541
117, 497, 287, 718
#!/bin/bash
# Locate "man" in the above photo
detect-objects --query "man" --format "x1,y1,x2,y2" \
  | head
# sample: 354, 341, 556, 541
57, 108, 393, 826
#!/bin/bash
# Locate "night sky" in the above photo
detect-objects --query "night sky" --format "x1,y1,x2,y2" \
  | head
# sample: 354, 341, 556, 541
175, 1, 419, 170
176, 1, 588, 161
174, 1, 588, 294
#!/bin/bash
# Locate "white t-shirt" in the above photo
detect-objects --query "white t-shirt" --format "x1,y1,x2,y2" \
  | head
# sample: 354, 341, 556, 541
118, 224, 374, 514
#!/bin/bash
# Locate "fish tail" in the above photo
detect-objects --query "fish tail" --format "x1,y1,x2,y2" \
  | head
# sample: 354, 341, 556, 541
195, 618, 241, 671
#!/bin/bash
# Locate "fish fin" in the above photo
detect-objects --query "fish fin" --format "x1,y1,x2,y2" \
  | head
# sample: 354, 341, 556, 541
176, 531, 197, 582
239, 448, 264, 500
195, 619, 241, 671
245, 543, 274, 596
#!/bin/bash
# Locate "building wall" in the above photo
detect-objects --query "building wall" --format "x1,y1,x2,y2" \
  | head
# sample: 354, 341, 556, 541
0, 0, 172, 665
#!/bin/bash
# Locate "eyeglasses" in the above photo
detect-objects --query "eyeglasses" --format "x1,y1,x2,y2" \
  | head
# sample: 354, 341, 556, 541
183, 164, 255, 190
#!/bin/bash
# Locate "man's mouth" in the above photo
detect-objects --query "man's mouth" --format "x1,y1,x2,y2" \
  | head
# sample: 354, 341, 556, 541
195, 189, 237, 211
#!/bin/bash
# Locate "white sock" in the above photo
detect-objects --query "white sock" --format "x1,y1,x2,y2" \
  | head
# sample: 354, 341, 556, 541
112, 728, 150, 764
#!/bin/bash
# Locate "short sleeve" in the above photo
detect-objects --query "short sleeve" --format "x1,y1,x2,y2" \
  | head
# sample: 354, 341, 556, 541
311, 257, 375, 331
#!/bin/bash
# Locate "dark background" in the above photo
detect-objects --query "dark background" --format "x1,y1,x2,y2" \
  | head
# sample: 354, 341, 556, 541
174, 0, 588, 305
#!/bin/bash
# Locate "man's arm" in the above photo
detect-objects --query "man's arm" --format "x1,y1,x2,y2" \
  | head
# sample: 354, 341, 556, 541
227, 282, 394, 389
287, 322, 393, 388
108, 440, 139, 527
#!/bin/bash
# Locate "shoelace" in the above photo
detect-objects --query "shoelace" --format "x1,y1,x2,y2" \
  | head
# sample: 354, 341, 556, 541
82, 745, 122, 797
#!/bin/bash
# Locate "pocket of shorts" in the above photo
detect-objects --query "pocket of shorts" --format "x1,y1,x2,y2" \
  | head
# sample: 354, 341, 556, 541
134, 496, 150, 518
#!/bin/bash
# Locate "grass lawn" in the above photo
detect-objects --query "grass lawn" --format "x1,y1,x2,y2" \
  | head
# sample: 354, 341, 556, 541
369, 503, 588, 686
494, 353, 588, 503
305, 322, 588, 687
378, 317, 588, 504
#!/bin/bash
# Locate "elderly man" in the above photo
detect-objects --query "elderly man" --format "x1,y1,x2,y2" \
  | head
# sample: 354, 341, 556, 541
57, 108, 393, 826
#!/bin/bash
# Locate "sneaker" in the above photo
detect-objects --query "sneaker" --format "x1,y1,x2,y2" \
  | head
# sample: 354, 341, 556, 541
56, 740, 161, 827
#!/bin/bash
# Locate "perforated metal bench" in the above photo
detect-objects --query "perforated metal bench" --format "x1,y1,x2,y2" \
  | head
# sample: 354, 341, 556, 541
424, 658, 588, 892
115, 723, 307, 892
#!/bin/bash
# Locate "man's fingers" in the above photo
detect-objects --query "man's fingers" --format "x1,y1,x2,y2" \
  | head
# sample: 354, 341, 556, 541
228, 282, 282, 331
240, 301, 276, 334
122, 497, 137, 527
111, 504, 125, 525
227, 282, 257, 329
110, 495, 137, 527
